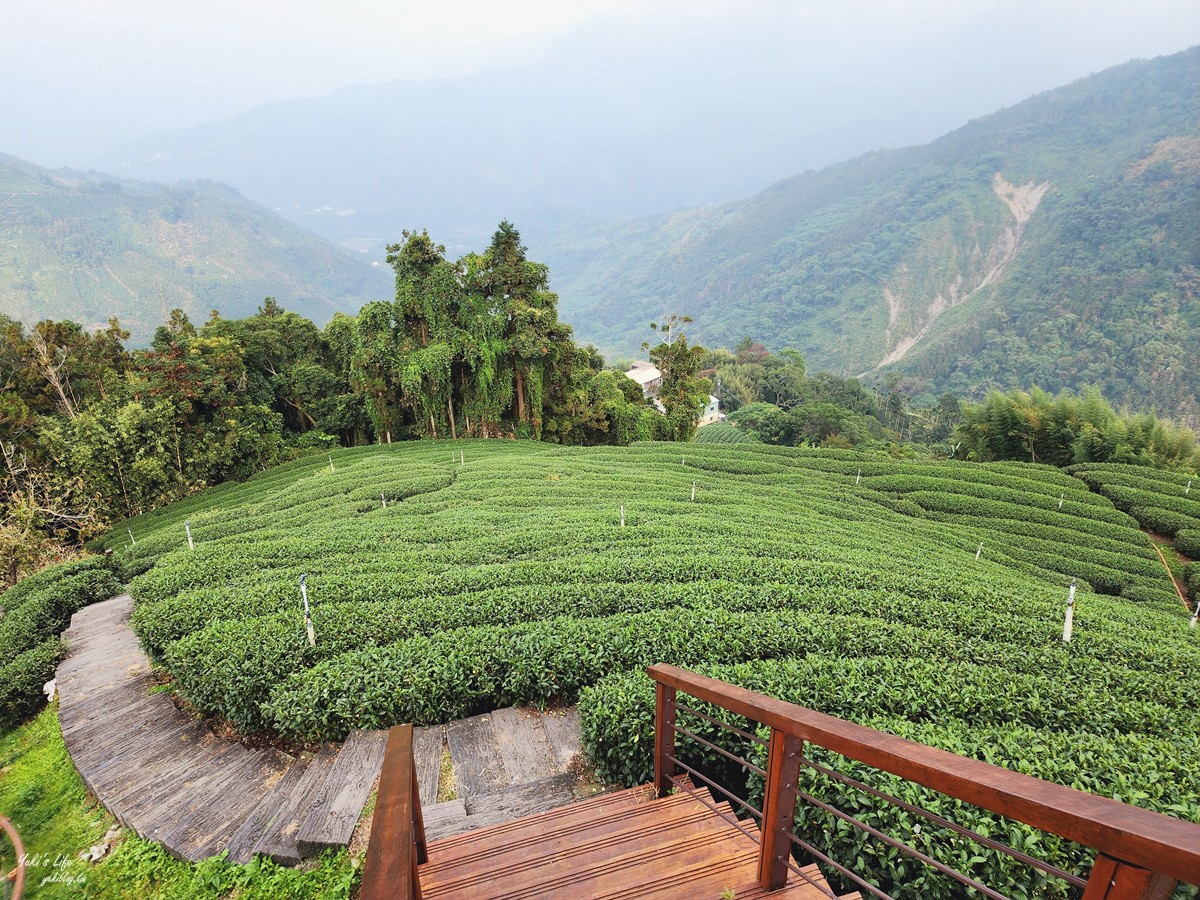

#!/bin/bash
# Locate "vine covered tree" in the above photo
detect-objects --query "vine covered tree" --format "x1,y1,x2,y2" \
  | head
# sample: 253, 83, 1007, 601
643, 314, 711, 441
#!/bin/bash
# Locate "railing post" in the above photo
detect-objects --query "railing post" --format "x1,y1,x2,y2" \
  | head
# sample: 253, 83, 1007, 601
654, 682, 677, 797
758, 728, 803, 891
362, 723, 423, 900
1082, 854, 1176, 900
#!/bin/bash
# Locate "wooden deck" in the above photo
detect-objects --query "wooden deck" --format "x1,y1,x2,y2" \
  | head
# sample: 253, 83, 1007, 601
418, 780, 851, 899
55, 595, 388, 863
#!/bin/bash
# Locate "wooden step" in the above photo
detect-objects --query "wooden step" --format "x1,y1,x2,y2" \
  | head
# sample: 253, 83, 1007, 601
424, 772, 582, 841
425, 783, 661, 860
418, 780, 847, 900
446, 712, 509, 796
253, 743, 341, 865
422, 798, 468, 840
421, 796, 738, 898
295, 728, 388, 855
226, 757, 315, 864
159, 749, 296, 862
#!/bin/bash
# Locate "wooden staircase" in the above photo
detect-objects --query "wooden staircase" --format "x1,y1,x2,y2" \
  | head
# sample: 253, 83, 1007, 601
362, 667, 1200, 899
418, 780, 846, 899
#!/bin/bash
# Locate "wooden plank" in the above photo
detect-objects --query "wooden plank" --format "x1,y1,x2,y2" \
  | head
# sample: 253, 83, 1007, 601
422, 799, 468, 842
538, 707, 582, 773
413, 725, 442, 808
489, 707, 556, 786
649, 663, 1200, 886
254, 743, 341, 865
138, 745, 269, 850
295, 729, 388, 855
446, 713, 508, 797
109, 743, 250, 826
226, 757, 314, 863
450, 774, 578, 834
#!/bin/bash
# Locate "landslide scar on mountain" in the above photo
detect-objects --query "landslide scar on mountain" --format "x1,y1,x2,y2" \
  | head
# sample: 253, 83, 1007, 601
874, 173, 1051, 369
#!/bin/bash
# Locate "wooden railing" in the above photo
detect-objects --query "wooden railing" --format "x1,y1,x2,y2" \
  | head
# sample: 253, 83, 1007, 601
649, 664, 1200, 899
361, 724, 427, 900
1, 814, 25, 900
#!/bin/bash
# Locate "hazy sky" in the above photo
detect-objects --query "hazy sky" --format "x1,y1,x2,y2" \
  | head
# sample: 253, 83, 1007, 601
3, 0, 1198, 167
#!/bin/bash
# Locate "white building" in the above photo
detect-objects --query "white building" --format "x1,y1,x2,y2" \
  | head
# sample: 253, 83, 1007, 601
623, 361, 662, 398
625, 361, 723, 425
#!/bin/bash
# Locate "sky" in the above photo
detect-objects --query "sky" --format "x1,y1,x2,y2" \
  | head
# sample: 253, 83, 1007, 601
3, 0, 1199, 167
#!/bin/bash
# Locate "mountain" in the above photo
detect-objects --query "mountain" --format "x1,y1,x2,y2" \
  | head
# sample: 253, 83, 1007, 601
547, 48, 1200, 424
0, 155, 391, 344
92, 16, 1143, 262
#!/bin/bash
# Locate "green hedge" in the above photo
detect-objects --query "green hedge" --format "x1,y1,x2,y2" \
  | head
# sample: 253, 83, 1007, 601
1130, 506, 1200, 537
262, 609, 1001, 741
0, 639, 65, 733
0, 568, 122, 661
1176, 529, 1200, 558
0, 558, 120, 734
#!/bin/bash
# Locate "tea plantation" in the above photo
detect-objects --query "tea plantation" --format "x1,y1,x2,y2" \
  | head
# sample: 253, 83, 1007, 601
98, 441, 1199, 895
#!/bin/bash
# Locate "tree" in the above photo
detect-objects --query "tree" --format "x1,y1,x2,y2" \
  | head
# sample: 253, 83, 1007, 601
643, 315, 710, 441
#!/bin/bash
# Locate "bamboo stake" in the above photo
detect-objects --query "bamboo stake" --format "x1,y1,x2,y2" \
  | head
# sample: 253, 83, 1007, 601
301, 575, 315, 647
1063, 579, 1076, 643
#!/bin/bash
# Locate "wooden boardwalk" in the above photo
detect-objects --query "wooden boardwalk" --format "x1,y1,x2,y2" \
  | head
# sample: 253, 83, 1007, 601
57, 595, 593, 862
57, 595, 388, 863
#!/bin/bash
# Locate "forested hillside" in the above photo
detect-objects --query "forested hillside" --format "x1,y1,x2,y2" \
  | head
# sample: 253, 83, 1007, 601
552, 48, 1200, 424
0, 154, 390, 344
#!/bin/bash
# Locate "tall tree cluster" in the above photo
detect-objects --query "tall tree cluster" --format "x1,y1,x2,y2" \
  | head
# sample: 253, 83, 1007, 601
0, 223, 660, 580
955, 388, 1200, 469
354, 223, 648, 443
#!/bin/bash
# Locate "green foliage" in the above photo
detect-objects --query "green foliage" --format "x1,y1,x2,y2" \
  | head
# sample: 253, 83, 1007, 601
0, 155, 390, 347
0, 558, 119, 733
693, 422, 755, 444
643, 315, 710, 441
0, 639, 64, 733
957, 388, 1200, 470
1175, 529, 1200, 559
352, 224, 647, 444
0, 707, 359, 898
1068, 464, 1200, 537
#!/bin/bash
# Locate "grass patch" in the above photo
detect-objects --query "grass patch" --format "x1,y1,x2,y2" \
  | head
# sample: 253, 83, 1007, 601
436, 743, 456, 803
0, 706, 360, 898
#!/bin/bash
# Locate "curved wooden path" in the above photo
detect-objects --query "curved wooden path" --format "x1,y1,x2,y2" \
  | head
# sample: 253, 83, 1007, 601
56, 594, 592, 863
56, 595, 388, 863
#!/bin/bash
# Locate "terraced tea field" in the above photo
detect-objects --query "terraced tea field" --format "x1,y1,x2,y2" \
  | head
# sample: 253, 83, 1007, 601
102, 440, 1199, 892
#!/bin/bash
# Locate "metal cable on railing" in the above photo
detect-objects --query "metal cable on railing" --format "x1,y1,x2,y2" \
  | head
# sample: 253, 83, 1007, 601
795, 787, 1017, 900
801, 755, 1088, 889
674, 701, 768, 746
786, 830, 895, 900
667, 774, 764, 847
672, 722, 767, 777
664, 753, 763, 821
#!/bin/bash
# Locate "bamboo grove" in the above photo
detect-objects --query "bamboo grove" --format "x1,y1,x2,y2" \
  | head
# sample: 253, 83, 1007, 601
353, 222, 653, 443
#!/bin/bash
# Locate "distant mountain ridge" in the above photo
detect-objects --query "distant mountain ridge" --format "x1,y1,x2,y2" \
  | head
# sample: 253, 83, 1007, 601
94, 15, 1134, 263
547, 47, 1200, 424
0, 155, 390, 343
